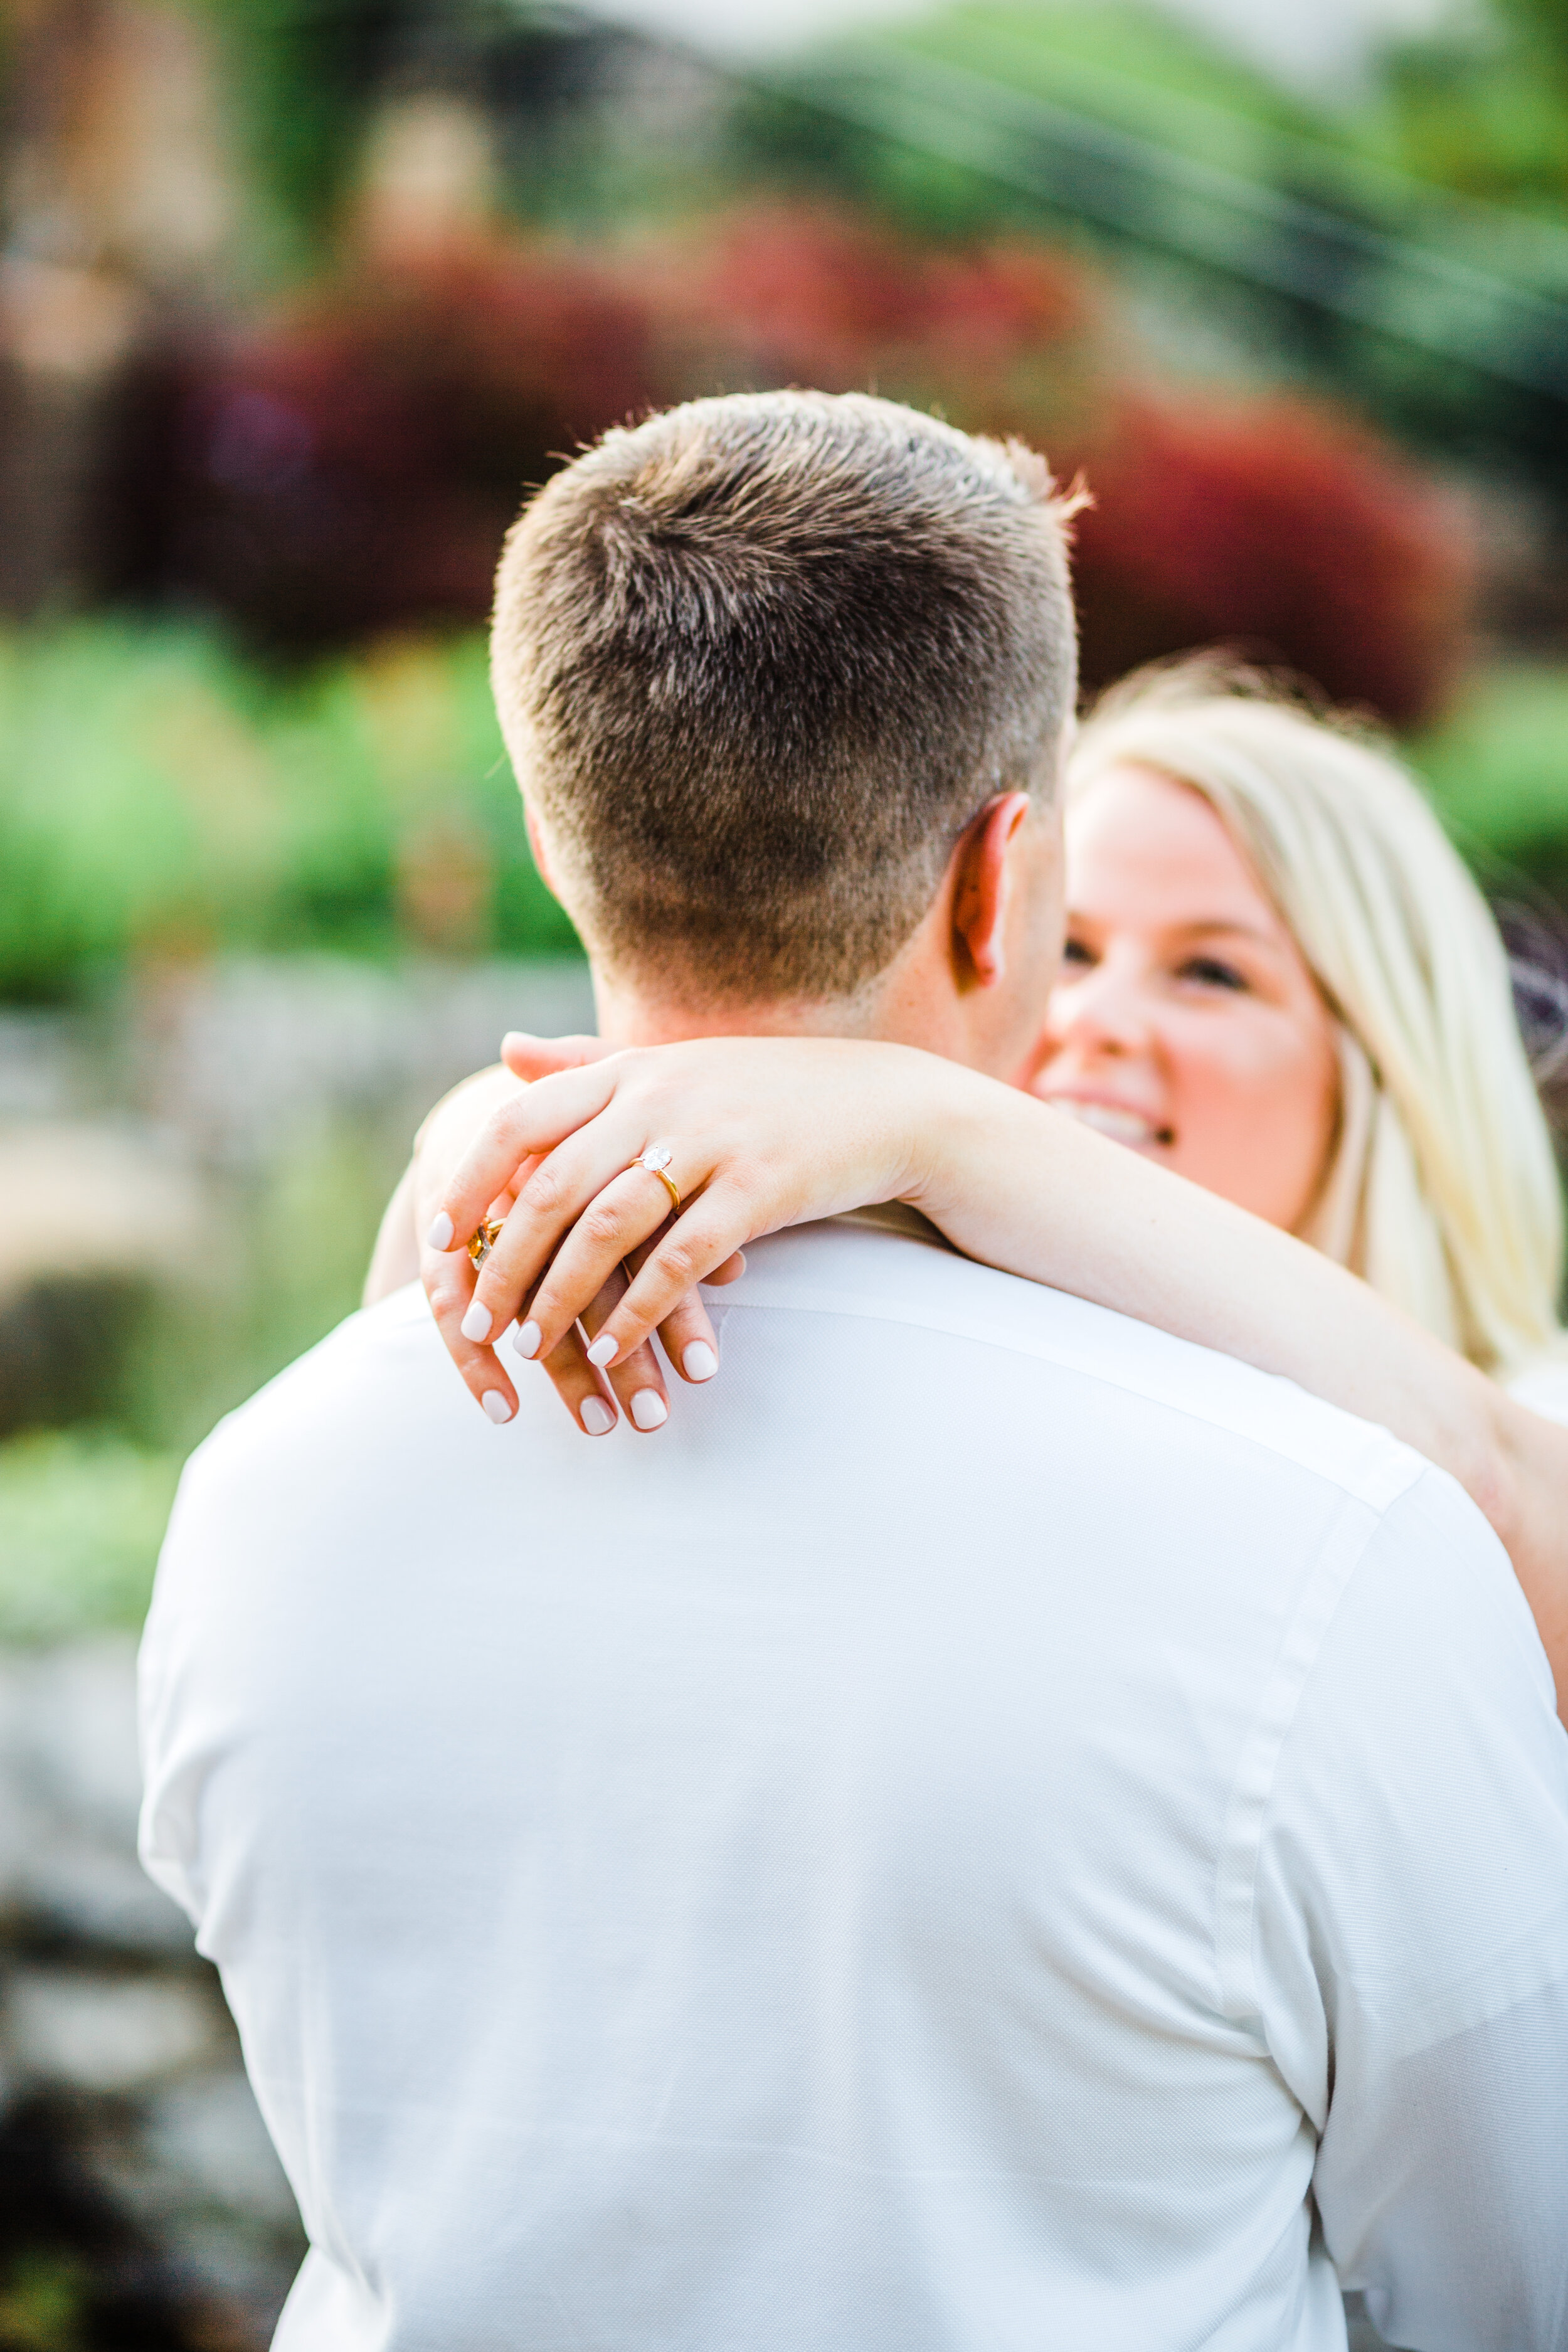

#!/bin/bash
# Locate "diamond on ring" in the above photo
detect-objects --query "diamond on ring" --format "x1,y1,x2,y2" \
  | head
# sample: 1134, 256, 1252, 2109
629, 1144, 681, 1213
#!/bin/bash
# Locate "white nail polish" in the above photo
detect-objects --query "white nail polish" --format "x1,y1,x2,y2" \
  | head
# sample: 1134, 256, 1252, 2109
480, 1390, 512, 1424
580, 1397, 615, 1435
460, 1301, 493, 1343
630, 1390, 668, 1431
513, 1320, 541, 1360
426, 1210, 455, 1251
585, 1333, 618, 1368
682, 1341, 718, 1382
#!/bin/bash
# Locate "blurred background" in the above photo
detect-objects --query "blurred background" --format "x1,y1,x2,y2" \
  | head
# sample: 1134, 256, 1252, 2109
1, 0, 1566, 2339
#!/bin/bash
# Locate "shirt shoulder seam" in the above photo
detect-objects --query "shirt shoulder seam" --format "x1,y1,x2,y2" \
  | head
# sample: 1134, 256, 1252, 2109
1210, 1473, 1428, 2025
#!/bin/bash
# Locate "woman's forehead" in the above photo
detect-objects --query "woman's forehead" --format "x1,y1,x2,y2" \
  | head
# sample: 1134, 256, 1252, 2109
1065, 763, 1281, 933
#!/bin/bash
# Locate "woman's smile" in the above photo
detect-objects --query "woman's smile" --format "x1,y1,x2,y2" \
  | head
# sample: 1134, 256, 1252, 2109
1046, 1094, 1175, 1150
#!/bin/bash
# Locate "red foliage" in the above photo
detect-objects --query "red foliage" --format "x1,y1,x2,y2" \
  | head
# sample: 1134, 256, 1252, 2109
678, 204, 1091, 408
163, 246, 662, 645
657, 212, 1473, 721
1067, 395, 1473, 726
124, 201, 1473, 719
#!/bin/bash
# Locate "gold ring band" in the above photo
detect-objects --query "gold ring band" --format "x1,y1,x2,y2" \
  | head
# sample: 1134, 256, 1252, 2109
629, 1145, 681, 1215
467, 1217, 504, 1269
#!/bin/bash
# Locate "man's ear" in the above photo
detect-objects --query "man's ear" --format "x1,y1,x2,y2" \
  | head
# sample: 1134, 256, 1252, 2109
951, 792, 1033, 988
523, 802, 561, 900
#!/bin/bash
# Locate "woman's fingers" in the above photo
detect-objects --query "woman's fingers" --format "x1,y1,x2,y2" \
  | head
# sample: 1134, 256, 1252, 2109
426, 1062, 625, 1255
460, 1127, 691, 1343
422, 1233, 522, 1428
576, 1264, 670, 1433
654, 1285, 722, 1387
501, 1031, 612, 1081
506, 1165, 716, 1361
532, 1305, 623, 1438
615, 1231, 723, 1390
426, 1227, 625, 1437
468, 1165, 668, 1353
423, 1181, 750, 1435
538, 1189, 756, 1370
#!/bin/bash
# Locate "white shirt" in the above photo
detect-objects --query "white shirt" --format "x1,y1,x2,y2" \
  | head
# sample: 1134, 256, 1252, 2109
139, 1212, 1568, 2352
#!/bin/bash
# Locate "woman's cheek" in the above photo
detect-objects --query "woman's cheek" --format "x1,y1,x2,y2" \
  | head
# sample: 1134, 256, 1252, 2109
1164, 1017, 1333, 1228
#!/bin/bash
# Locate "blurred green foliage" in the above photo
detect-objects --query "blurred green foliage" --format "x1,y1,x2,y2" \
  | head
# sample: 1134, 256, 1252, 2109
4, 617, 1567, 1010
1407, 665, 1568, 891
1372, 0, 1568, 218
889, 3, 1322, 160
840, 0, 1568, 226
735, 2, 1326, 243
0, 1429, 180, 1642
122, 1118, 409, 1460
0, 1116, 409, 1641
0, 621, 577, 1003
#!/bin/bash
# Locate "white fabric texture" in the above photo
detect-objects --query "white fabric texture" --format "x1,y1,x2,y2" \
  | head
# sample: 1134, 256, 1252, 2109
139, 1214, 1568, 2352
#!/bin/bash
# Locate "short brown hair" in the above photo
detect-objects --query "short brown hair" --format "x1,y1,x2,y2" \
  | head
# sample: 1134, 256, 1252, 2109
491, 391, 1079, 1001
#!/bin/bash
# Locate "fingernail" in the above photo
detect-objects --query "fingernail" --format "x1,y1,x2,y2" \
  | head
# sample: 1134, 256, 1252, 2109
580, 1396, 615, 1436
426, 1210, 455, 1251
480, 1390, 512, 1424
630, 1390, 668, 1431
460, 1301, 493, 1343
585, 1332, 618, 1369
682, 1341, 718, 1382
513, 1320, 541, 1360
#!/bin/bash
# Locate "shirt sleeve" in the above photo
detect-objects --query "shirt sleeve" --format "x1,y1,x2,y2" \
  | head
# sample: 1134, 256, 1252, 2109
1249, 1466, 1568, 2352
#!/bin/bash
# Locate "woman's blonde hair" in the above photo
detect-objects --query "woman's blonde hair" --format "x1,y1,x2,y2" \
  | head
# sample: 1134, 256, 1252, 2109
1068, 659, 1565, 1375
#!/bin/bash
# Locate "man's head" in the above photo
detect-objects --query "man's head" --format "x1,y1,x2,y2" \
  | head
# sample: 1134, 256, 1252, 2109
491, 391, 1079, 1076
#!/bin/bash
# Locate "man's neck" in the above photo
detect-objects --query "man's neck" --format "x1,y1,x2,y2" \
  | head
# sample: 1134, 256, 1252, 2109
591, 972, 888, 1053
586, 877, 1046, 1080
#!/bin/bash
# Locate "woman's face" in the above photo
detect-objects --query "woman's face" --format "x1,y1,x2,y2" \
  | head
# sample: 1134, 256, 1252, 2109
1030, 763, 1341, 1231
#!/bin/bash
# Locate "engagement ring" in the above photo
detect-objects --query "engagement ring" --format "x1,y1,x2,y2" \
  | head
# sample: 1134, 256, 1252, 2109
628, 1144, 681, 1214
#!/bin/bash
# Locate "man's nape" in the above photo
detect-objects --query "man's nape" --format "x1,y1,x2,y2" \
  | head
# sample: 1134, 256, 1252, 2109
548, 780, 1066, 1090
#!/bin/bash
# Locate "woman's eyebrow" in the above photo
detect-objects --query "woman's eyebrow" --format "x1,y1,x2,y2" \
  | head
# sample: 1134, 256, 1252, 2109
1167, 917, 1284, 950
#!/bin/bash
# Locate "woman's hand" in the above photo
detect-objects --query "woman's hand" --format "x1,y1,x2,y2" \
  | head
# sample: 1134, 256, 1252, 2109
424, 1035, 956, 1393
403, 1054, 735, 1436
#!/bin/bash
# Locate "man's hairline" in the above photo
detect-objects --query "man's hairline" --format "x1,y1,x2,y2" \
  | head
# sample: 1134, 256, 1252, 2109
516, 723, 1069, 1023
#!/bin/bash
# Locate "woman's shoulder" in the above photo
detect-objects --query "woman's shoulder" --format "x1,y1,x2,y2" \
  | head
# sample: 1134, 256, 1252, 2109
1505, 1352, 1568, 1428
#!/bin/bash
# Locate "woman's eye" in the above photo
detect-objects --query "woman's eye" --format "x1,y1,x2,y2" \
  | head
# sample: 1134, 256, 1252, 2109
1180, 956, 1249, 992
1061, 937, 1094, 968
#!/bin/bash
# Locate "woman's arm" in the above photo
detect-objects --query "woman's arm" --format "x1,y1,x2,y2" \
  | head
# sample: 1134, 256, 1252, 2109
423, 1034, 1568, 1717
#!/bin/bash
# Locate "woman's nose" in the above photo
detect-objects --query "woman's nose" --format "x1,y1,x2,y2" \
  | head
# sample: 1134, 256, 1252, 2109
1050, 958, 1155, 1057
